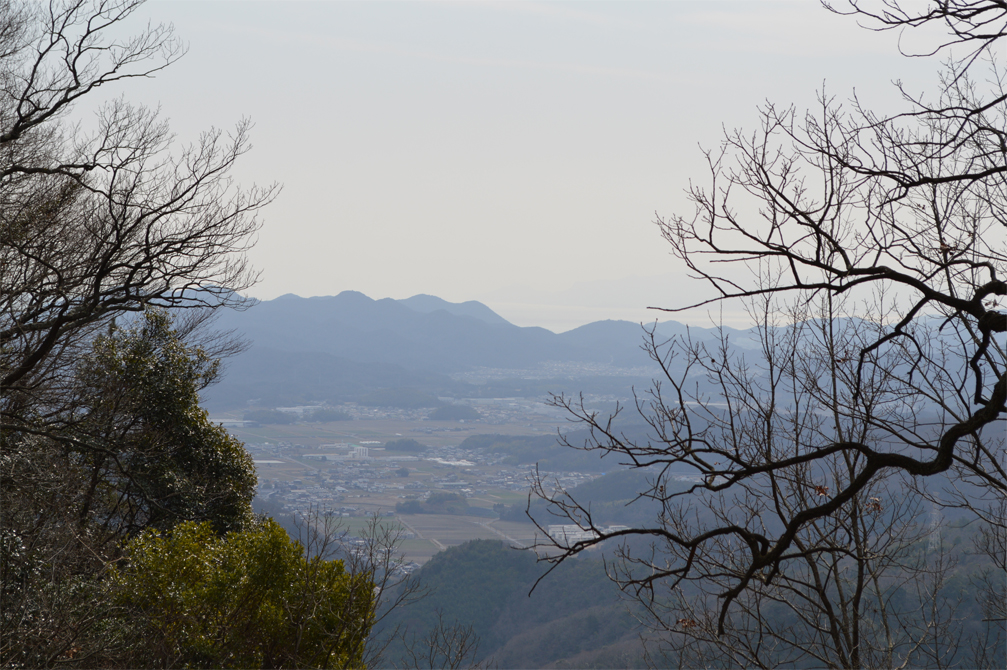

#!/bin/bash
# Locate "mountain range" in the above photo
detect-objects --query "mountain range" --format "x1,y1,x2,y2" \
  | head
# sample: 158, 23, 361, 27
203, 291, 756, 409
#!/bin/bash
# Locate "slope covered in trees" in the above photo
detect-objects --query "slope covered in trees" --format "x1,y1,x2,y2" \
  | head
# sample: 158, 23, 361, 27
376, 540, 646, 668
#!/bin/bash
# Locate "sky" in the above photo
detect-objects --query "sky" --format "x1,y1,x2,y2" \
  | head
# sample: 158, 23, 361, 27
115, 0, 938, 332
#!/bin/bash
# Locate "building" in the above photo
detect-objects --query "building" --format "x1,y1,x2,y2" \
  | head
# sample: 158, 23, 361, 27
547, 525, 599, 545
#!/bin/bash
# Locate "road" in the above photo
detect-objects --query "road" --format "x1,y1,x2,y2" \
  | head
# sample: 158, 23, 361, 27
397, 516, 447, 552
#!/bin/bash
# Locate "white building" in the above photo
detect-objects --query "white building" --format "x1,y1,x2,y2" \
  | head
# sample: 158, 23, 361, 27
547, 525, 599, 545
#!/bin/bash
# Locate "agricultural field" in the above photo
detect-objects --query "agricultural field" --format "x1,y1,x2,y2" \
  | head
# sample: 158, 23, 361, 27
396, 514, 541, 563
219, 414, 566, 451
233, 412, 578, 564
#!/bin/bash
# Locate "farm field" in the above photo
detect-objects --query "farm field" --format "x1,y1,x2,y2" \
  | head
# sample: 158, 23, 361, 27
396, 514, 540, 563
222, 416, 565, 450
234, 411, 586, 565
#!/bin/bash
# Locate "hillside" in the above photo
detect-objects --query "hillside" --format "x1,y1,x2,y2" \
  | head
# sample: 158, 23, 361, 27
202, 292, 965, 416
375, 540, 647, 668
203, 291, 720, 409
211, 291, 584, 373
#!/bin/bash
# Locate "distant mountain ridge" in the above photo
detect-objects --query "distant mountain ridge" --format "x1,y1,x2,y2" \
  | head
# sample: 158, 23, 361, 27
212, 291, 719, 372
203, 291, 979, 411
396, 294, 511, 325
203, 291, 747, 409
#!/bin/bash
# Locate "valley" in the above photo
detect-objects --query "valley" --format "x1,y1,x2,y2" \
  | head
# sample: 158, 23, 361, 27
222, 403, 602, 565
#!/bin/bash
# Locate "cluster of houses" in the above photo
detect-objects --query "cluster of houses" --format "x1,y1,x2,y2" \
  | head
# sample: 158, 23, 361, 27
251, 440, 598, 519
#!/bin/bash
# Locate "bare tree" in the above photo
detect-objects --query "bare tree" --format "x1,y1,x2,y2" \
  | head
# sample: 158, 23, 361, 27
290, 509, 495, 669
291, 509, 431, 669
0, 0, 275, 413
643, 501, 966, 670
394, 610, 484, 670
532, 2, 1005, 668
535, 301, 986, 668
965, 496, 1007, 668
0, 2, 273, 665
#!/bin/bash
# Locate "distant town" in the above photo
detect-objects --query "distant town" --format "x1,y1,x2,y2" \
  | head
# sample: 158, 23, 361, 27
217, 398, 611, 564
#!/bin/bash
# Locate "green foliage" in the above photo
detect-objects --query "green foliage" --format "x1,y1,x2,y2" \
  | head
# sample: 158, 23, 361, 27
76, 311, 257, 536
243, 408, 297, 424
113, 518, 375, 669
1, 310, 261, 664
307, 408, 352, 422
395, 500, 425, 514
252, 496, 301, 541
0, 523, 122, 668
385, 438, 428, 453
426, 492, 463, 506
428, 405, 481, 421
396, 492, 470, 515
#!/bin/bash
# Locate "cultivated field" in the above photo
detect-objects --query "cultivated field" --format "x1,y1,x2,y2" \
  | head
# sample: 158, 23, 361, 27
234, 411, 565, 564
396, 514, 541, 563
223, 416, 564, 450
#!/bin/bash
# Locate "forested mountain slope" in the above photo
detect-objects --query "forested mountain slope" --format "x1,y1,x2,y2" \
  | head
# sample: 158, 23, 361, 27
375, 540, 646, 669
203, 291, 740, 408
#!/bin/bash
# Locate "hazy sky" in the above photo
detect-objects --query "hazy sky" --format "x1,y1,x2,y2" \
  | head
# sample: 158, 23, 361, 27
122, 1, 936, 331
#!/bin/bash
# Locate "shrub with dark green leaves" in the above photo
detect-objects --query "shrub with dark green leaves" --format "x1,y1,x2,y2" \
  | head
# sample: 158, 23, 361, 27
76, 310, 257, 536
385, 438, 428, 453
307, 408, 352, 422
113, 518, 375, 669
